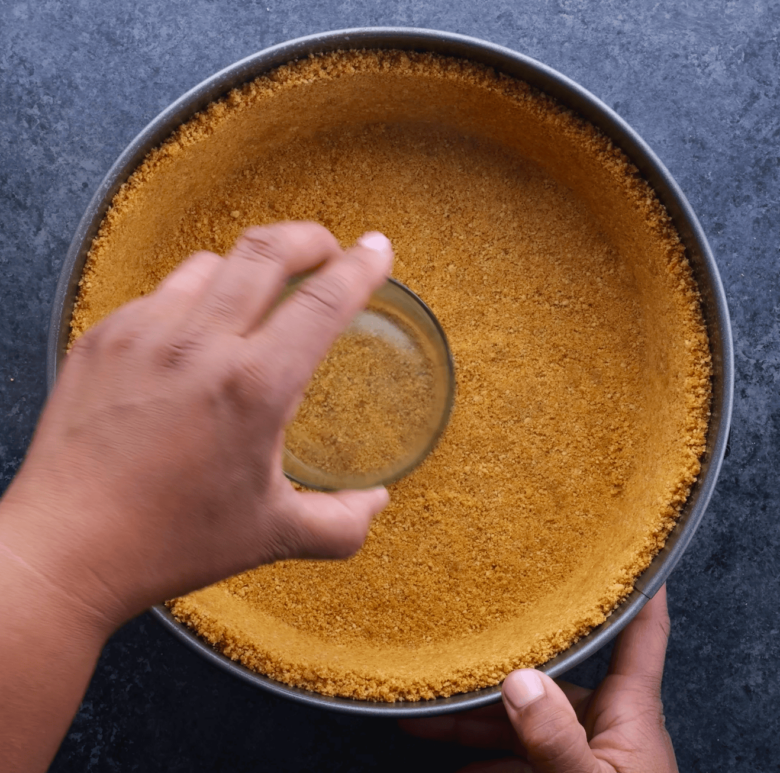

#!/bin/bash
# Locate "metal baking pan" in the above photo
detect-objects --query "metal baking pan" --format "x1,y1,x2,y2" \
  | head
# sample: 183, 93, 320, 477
47, 27, 734, 717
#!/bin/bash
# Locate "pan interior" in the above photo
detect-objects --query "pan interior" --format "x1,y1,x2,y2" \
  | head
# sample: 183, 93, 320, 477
70, 50, 711, 702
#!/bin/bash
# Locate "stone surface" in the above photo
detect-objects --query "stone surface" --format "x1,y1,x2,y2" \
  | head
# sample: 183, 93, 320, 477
1, 0, 778, 770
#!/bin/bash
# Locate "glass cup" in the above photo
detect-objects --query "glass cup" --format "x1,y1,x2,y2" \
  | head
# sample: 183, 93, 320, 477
283, 278, 455, 490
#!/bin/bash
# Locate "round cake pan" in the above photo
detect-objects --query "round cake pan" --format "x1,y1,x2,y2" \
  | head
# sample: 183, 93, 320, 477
47, 28, 734, 717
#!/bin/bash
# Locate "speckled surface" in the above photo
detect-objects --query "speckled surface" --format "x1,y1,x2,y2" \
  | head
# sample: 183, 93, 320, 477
1, 1, 778, 771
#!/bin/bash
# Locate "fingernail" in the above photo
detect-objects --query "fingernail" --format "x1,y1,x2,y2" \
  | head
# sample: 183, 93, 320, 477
503, 669, 546, 710
357, 231, 393, 257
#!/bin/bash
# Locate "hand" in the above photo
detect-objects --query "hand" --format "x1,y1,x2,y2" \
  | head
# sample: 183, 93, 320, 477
402, 585, 677, 773
1, 222, 393, 633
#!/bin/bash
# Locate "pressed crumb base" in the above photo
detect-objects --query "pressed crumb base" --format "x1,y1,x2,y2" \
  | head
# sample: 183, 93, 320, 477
71, 51, 712, 701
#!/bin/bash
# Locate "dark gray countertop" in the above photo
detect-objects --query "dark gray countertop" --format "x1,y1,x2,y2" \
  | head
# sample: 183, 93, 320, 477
1, 1, 778, 771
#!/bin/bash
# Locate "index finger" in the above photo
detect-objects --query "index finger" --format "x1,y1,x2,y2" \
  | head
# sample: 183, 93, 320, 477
252, 232, 393, 408
608, 584, 671, 687
186, 222, 343, 337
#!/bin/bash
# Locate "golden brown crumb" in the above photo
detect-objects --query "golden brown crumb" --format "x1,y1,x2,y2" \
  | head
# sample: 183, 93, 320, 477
71, 50, 711, 701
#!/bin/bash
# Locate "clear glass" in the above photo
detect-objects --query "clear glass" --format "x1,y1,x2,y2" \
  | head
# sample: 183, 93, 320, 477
283, 278, 455, 490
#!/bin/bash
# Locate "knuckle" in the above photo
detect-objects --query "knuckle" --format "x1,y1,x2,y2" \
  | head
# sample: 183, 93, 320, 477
153, 334, 203, 369
542, 733, 586, 768
265, 518, 304, 563
219, 354, 286, 415
523, 706, 578, 751
634, 672, 664, 696
296, 273, 350, 320
204, 289, 241, 323
236, 226, 289, 266
90, 299, 155, 358
99, 319, 147, 358
328, 515, 368, 559
68, 325, 101, 358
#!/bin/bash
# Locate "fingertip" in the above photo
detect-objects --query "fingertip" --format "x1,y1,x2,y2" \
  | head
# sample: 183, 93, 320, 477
366, 485, 390, 512
648, 582, 668, 612
357, 230, 393, 255
329, 486, 389, 524
641, 583, 671, 636
355, 231, 394, 274
502, 670, 546, 712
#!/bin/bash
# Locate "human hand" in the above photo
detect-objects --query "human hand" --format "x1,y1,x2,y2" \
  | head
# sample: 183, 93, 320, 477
0, 222, 393, 634
402, 585, 677, 773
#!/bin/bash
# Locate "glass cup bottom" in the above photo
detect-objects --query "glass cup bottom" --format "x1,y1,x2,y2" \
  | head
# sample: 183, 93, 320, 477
283, 278, 455, 491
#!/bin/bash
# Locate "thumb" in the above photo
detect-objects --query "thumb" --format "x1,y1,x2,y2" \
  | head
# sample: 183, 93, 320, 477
502, 670, 602, 773
283, 487, 389, 560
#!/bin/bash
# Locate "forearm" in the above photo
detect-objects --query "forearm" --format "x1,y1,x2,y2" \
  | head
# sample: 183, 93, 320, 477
0, 507, 111, 773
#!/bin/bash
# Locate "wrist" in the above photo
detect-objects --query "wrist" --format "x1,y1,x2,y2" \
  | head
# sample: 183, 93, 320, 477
0, 497, 115, 773
0, 538, 111, 647
0, 492, 124, 643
